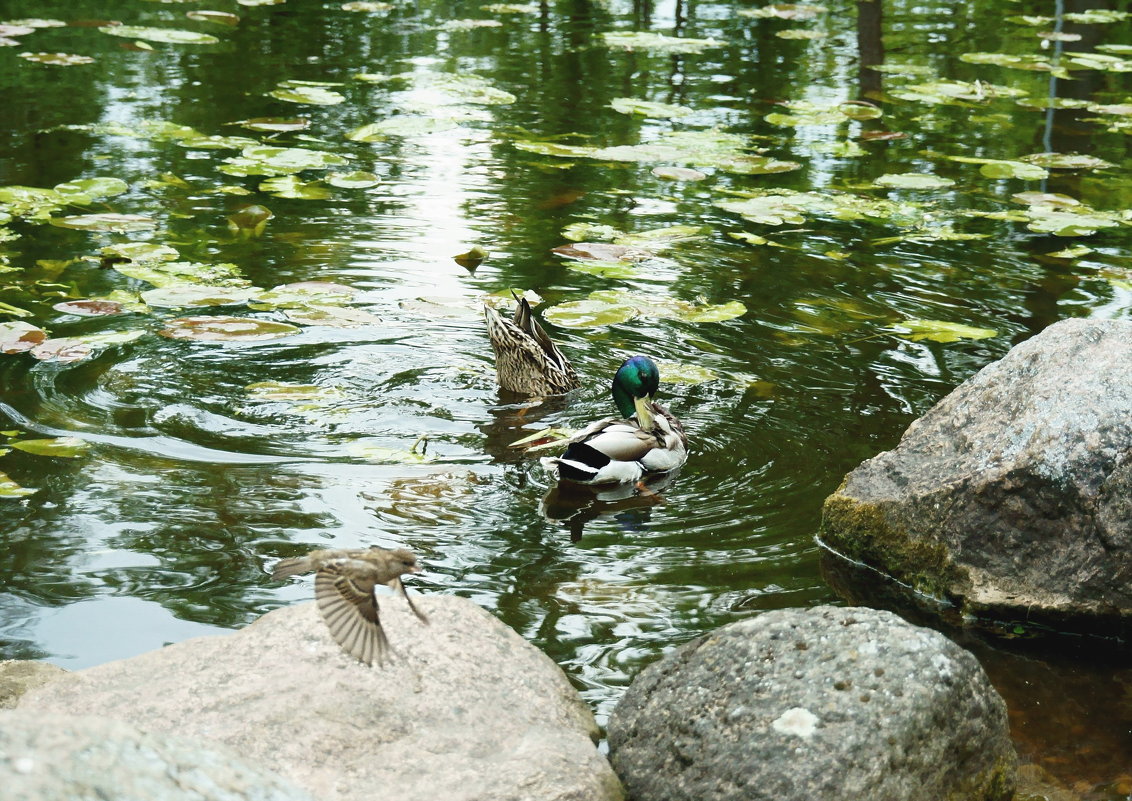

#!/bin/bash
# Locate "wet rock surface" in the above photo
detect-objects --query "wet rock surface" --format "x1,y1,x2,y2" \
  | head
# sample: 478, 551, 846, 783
607, 606, 1016, 801
17, 595, 623, 801
820, 317, 1132, 635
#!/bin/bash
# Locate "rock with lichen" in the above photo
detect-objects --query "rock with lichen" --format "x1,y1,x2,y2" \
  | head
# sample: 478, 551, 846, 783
607, 606, 1016, 801
820, 317, 1132, 637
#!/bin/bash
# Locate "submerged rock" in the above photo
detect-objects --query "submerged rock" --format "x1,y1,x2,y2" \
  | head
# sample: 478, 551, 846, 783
0, 710, 313, 801
607, 606, 1016, 801
821, 317, 1132, 636
0, 660, 68, 709
17, 595, 623, 801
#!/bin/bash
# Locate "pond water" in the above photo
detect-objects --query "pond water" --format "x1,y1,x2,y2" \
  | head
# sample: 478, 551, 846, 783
1, 0, 1130, 796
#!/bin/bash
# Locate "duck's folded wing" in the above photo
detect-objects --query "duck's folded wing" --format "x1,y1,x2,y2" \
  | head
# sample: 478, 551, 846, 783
578, 422, 659, 462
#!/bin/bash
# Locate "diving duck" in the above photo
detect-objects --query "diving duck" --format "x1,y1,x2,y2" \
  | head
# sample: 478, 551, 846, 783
541, 355, 687, 486
484, 293, 581, 396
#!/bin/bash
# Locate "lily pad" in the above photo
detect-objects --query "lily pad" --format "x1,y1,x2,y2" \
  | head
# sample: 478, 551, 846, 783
49, 214, 156, 232
53, 299, 126, 316
186, 10, 241, 25
0, 321, 46, 353
874, 173, 955, 189
893, 319, 998, 342
609, 98, 694, 118
283, 305, 381, 327
326, 171, 381, 189
544, 289, 746, 328
53, 177, 129, 204
100, 242, 180, 264
342, 1, 393, 9
1022, 152, 1113, 170
346, 117, 459, 139
11, 436, 91, 458
268, 82, 347, 105
739, 3, 826, 19
979, 161, 1049, 180
141, 284, 258, 308
346, 440, 433, 463
219, 145, 349, 177
0, 471, 37, 498
19, 52, 95, 65
112, 259, 247, 288
247, 381, 344, 401
651, 166, 707, 181
601, 31, 722, 54
159, 316, 301, 342
259, 175, 332, 199
99, 25, 220, 44
229, 117, 310, 132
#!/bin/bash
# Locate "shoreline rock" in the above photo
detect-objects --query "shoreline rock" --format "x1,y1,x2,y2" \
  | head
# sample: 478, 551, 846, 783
16, 595, 624, 801
820, 318, 1132, 637
607, 606, 1017, 801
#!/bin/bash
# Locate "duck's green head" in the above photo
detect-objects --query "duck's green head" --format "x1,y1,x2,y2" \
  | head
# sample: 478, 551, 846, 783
611, 355, 660, 425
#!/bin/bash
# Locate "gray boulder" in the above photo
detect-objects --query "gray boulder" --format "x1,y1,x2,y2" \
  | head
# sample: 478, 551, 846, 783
18, 595, 623, 801
607, 606, 1016, 801
821, 317, 1132, 635
0, 710, 313, 801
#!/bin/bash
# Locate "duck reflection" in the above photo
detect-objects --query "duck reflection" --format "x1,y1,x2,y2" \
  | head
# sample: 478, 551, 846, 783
540, 470, 680, 542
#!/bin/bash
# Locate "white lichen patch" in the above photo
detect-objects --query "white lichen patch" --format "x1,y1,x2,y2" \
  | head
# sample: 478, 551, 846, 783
771, 707, 819, 738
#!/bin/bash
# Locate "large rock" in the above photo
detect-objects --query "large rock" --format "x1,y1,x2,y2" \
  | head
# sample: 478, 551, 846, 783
821, 317, 1132, 635
17, 595, 623, 801
0, 710, 313, 801
607, 606, 1016, 801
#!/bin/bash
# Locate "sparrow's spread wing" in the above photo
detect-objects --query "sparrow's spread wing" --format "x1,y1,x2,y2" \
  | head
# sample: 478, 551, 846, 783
315, 562, 387, 666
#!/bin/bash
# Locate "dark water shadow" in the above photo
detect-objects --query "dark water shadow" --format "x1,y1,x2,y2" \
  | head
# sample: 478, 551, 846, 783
820, 549, 1132, 800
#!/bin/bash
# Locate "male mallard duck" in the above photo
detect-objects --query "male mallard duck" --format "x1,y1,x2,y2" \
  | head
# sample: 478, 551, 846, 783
484, 293, 581, 396
541, 355, 687, 486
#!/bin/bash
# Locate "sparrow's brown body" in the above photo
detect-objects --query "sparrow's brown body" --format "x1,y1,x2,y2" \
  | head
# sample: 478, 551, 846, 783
272, 546, 427, 666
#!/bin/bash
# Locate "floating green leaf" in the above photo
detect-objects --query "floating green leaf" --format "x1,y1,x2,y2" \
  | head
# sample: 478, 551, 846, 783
159, 316, 301, 341
347, 117, 459, 140
259, 175, 331, 199
893, 319, 998, 343
609, 98, 693, 118
283, 305, 381, 327
651, 166, 707, 181
99, 25, 220, 44
53, 177, 129, 204
230, 117, 310, 133
601, 31, 722, 53
49, 214, 156, 232
11, 437, 91, 458
874, 173, 955, 189
101, 242, 180, 264
890, 80, 1027, 105
739, 3, 826, 19
979, 161, 1049, 180
437, 18, 503, 30
326, 171, 381, 189
960, 52, 1067, 76
1022, 152, 1113, 170
776, 29, 826, 39
112, 260, 247, 288
544, 289, 746, 328
342, 1, 392, 9
247, 381, 344, 401
19, 52, 95, 65
268, 81, 346, 105
0, 471, 37, 498
219, 145, 349, 177
346, 440, 433, 463
187, 10, 241, 25
141, 285, 258, 308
